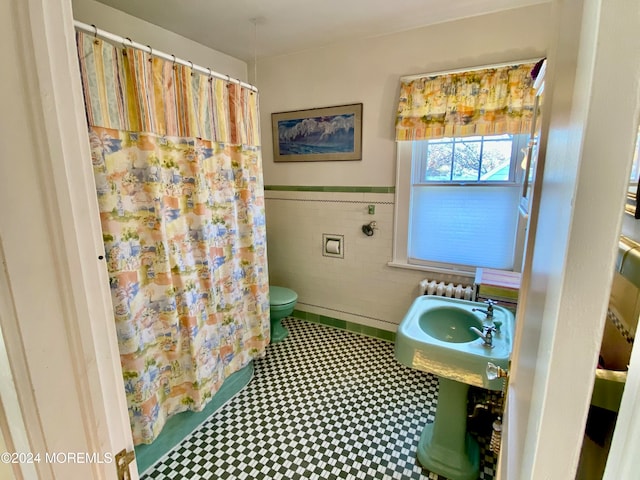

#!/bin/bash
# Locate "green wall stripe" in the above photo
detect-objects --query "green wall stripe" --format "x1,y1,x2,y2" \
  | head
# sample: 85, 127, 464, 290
292, 309, 396, 343
264, 185, 395, 194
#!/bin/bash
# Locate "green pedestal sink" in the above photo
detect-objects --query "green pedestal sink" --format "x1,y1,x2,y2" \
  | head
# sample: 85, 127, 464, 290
395, 296, 515, 480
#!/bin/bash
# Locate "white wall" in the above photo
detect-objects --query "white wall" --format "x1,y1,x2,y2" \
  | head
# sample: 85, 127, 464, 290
260, 5, 551, 331
72, 0, 248, 81
265, 189, 467, 330
258, 4, 551, 187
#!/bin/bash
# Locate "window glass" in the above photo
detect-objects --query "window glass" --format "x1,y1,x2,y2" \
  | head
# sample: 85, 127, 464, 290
452, 139, 481, 181
416, 135, 521, 185
480, 138, 514, 181
404, 133, 528, 271
425, 141, 453, 181
629, 127, 640, 189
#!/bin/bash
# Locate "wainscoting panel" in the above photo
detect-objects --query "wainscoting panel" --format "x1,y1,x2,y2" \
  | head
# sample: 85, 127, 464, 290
264, 188, 469, 331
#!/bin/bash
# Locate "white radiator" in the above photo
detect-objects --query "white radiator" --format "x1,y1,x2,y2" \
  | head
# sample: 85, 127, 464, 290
419, 279, 474, 300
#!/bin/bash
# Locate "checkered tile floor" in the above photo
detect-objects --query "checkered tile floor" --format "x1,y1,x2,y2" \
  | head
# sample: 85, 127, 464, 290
142, 318, 498, 479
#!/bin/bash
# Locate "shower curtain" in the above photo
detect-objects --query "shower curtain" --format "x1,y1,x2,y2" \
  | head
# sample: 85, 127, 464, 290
76, 32, 270, 444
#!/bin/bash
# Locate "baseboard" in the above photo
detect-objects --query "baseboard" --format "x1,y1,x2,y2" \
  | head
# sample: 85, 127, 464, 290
291, 309, 396, 343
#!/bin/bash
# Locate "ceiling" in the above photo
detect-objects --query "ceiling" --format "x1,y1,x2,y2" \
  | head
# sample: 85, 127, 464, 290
94, 0, 549, 62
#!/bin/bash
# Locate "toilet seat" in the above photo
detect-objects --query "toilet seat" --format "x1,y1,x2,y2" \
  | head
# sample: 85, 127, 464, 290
270, 286, 297, 306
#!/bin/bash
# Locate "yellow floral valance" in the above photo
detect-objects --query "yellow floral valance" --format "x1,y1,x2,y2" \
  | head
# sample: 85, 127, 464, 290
395, 62, 538, 141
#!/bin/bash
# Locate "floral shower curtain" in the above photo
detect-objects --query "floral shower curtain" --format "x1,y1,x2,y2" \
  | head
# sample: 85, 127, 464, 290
76, 32, 269, 444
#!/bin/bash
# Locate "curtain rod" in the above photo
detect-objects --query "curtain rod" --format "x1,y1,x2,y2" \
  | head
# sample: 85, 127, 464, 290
74, 20, 258, 93
400, 58, 544, 82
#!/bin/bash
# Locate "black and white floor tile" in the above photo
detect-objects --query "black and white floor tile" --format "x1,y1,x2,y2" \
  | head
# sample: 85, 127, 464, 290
142, 318, 498, 479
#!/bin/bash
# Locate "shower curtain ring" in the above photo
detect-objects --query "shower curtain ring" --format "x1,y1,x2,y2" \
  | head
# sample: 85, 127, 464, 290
121, 37, 132, 53
147, 45, 153, 62
189, 60, 194, 76
172, 54, 177, 69
91, 24, 99, 44
121, 37, 129, 54
207, 67, 213, 82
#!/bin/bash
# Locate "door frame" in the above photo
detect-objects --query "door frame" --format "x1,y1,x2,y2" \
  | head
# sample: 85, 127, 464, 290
0, 0, 137, 478
499, 0, 640, 478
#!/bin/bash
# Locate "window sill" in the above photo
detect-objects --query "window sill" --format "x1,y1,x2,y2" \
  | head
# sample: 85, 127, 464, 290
386, 260, 476, 280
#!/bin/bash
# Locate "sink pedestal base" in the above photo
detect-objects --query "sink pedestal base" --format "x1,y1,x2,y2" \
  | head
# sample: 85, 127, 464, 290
417, 377, 479, 480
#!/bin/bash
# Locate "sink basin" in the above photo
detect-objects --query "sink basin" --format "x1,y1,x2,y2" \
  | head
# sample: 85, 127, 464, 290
395, 296, 515, 480
419, 307, 484, 343
395, 296, 515, 391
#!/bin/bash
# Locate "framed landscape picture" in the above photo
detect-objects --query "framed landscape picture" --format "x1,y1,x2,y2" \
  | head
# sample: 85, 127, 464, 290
271, 103, 363, 162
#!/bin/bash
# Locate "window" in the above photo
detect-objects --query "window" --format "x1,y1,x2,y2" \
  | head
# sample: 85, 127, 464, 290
626, 127, 640, 217
393, 134, 529, 273
392, 60, 541, 275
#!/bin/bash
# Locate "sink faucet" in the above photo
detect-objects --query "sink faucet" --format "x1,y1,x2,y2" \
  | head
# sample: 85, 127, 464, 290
470, 325, 496, 347
472, 299, 496, 319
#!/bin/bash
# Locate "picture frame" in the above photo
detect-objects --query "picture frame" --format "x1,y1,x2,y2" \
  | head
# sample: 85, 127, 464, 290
271, 103, 363, 162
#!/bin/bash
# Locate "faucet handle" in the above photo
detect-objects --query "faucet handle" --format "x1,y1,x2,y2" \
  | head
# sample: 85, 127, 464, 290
484, 299, 497, 311
486, 362, 509, 380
